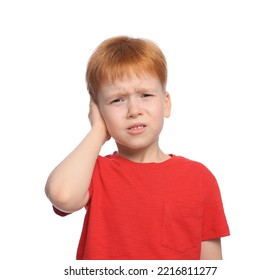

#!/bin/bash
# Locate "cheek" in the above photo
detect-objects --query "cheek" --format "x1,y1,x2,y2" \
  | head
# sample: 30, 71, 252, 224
150, 103, 165, 117
101, 109, 120, 129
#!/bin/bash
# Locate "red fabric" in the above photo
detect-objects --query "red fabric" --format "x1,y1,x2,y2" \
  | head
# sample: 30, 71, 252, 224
52, 206, 71, 217
55, 153, 230, 259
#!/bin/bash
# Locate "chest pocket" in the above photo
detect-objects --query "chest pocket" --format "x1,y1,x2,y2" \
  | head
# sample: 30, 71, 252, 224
161, 201, 202, 253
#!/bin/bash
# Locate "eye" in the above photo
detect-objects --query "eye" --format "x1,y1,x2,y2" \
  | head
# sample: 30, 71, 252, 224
110, 97, 125, 104
110, 98, 121, 104
141, 93, 153, 98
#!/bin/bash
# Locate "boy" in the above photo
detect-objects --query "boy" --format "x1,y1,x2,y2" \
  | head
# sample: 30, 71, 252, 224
45, 36, 230, 260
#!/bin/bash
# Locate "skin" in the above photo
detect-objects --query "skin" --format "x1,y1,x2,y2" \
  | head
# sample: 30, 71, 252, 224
45, 73, 223, 259
200, 238, 222, 260
97, 74, 171, 163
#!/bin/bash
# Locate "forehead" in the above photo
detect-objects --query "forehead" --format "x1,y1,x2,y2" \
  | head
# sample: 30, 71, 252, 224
99, 73, 162, 94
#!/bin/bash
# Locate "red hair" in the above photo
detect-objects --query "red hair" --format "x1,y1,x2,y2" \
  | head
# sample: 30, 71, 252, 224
86, 36, 167, 101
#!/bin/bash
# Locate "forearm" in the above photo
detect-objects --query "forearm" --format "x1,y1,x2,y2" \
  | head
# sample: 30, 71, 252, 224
45, 127, 106, 212
200, 238, 223, 260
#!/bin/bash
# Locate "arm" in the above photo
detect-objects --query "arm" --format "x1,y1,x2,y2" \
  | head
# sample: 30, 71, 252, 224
200, 238, 223, 260
45, 101, 110, 213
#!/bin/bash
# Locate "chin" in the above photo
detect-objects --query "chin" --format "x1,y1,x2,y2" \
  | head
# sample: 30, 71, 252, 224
116, 140, 149, 150
116, 137, 159, 152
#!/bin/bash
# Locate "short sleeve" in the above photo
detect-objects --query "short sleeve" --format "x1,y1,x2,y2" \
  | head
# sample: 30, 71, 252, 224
52, 205, 72, 217
200, 167, 230, 241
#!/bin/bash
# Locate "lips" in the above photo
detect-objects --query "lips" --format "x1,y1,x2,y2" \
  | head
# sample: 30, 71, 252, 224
127, 123, 146, 134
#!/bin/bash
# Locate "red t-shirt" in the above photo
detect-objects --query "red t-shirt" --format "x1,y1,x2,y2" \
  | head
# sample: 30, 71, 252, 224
54, 153, 230, 259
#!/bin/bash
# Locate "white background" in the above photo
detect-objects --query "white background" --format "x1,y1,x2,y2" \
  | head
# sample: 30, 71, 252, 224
0, 0, 279, 279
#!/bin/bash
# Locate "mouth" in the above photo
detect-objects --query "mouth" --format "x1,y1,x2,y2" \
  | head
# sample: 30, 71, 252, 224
128, 125, 145, 131
127, 124, 146, 134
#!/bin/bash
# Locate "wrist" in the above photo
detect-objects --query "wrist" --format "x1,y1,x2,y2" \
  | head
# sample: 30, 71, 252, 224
89, 125, 110, 144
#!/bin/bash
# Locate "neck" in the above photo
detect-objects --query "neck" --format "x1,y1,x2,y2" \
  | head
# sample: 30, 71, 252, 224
116, 142, 170, 163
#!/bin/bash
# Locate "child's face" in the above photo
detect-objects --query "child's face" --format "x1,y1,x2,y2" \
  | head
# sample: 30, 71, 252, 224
97, 73, 171, 151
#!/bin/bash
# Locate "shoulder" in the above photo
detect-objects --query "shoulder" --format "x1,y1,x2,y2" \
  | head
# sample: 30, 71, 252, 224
96, 153, 119, 165
93, 153, 123, 174
171, 155, 218, 186
171, 155, 213, 174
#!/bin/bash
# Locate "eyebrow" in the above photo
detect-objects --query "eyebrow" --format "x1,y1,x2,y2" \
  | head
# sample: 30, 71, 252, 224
110, 87, 155, 96
108, 92, 130, 100
103, 86, 157, 103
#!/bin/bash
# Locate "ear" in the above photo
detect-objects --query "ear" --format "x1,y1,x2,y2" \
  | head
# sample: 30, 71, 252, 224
164, 92, 171, 118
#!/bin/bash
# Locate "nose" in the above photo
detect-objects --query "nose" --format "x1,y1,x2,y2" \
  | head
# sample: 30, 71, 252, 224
126, 98, 142, 119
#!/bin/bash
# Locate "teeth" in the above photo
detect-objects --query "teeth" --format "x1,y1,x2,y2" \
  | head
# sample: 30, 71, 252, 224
130, 125, 144, 130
